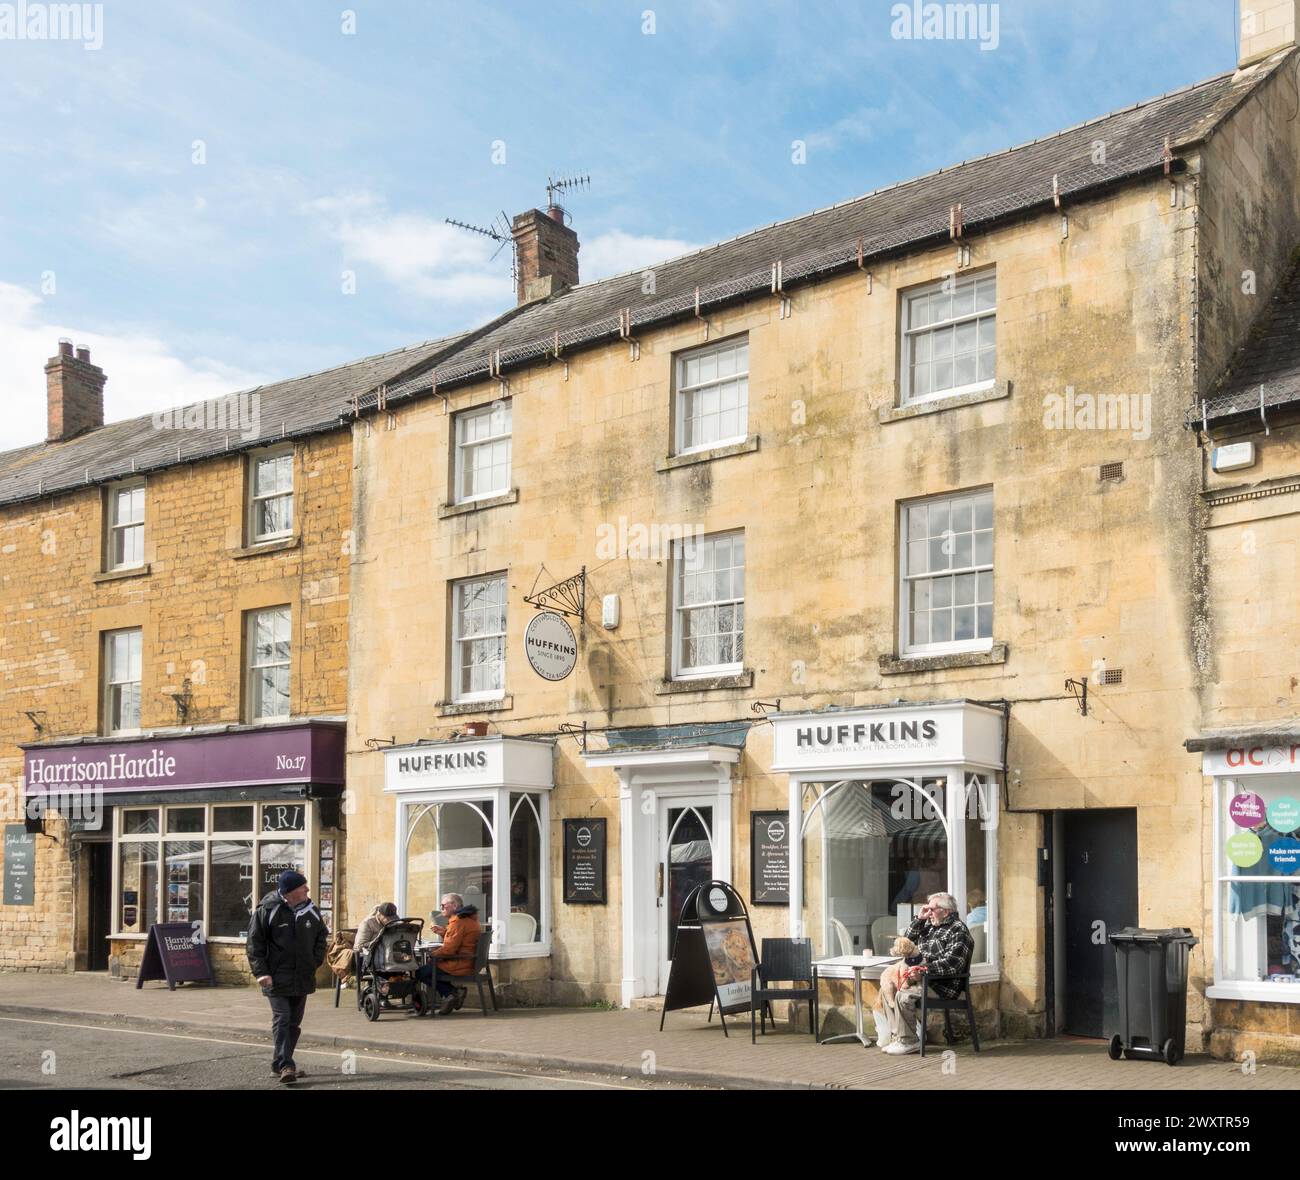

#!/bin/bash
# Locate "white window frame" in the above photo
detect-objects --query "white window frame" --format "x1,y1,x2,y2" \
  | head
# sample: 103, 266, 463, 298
1207, 773, 1300, 1003
670, 530, 745, 680
102, 628, 142, 736
453, 401, 513, 505
787, 769, 1000, 984
674, 336, 749, 456
105, 480, 145, 571
899, 489, 993, 658
900, 271, 996, 406
396, 788, 551, 959
111, 801, 316, 941
247, 446, 295, 545
451, 573, 507, 703
246, 606, 292, 723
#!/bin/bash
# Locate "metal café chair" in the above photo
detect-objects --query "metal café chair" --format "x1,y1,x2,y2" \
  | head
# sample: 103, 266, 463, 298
917, 972, 981, 1056
749, 937, 819, 1044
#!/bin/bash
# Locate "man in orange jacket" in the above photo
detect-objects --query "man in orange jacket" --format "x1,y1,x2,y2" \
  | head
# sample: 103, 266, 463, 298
415, 892, 482, 1015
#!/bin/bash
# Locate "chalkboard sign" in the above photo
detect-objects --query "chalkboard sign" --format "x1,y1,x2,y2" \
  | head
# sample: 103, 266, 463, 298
563, 818, 606, 904
3, 825, 35, 906
660, 880, 760, 1035
751, 811, 790, 905
136, 922, 215, 990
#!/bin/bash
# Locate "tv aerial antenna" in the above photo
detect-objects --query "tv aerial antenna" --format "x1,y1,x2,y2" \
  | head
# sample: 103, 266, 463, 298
545, 173, 590, 225
445, 210, 516, 282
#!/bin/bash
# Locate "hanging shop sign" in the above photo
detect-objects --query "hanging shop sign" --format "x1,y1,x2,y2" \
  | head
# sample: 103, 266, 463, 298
563, 818, 607, 904
525, 612, 578, 682
3, 825, 35, 906
750, 811, 790, 905
136, 922, 215, 990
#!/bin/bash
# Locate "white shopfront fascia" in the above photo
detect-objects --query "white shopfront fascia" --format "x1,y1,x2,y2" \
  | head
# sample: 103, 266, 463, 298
1203, 743, 1300, 1004
769, 700, 1004, 983
583, 744, 739, 1008
383, 736, 554, 960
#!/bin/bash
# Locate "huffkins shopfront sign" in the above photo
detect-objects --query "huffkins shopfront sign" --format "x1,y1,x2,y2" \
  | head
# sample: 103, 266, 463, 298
769, 701, 1004, 773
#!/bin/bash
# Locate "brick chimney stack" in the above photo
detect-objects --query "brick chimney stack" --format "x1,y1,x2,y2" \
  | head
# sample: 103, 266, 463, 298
1240, 0, 1300, 66
511, 205, 580, 304
45, 338, 106, 442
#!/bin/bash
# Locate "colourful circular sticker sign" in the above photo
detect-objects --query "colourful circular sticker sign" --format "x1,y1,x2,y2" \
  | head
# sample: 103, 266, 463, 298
1229, 793, 1267, 827
1268, 797, 1300, 834
1226, 831, 1264, 868
1267, 838, 1300, 874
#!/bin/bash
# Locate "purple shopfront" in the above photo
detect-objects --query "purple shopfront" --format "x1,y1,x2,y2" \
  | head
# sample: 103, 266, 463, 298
23, 721, 345, 980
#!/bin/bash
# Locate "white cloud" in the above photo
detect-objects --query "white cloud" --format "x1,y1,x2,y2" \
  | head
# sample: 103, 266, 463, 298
580, 231, 706, 282
0, 281, 268, 453
304, 192, 514, 305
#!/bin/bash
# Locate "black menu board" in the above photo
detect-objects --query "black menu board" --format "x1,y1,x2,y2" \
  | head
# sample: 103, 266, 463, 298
563, 818, 606, 904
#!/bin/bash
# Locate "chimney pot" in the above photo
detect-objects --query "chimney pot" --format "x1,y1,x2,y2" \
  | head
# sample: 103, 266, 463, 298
45, 341, 106, 442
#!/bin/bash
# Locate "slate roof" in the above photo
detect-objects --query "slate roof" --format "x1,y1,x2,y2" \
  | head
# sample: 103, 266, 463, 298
0, 334, 468, 508
1191, 252, 1300, 428
376, 52, 1290, 409
0, 50, 1288, 506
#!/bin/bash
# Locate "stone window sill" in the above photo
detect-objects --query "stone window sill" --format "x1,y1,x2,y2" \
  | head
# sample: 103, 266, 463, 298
232, 535, 301, 559
656, 436, 759, 472
438, 489, 519, 519
437, 695, 514, 718
94, 564, 151, 584
879, 380, 1011, 424
656, 670, 754, 695
879, 644, 1008, 675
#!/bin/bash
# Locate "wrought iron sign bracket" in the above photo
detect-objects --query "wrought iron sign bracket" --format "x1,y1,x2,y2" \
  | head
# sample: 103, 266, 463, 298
558, 721, 588, 753
364, 736, 397, 750
524, 566, 586, 621
1064, 677, 1088, 716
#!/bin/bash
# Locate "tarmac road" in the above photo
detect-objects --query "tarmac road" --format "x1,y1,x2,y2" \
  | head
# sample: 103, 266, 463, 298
0, 1014, 701, 1091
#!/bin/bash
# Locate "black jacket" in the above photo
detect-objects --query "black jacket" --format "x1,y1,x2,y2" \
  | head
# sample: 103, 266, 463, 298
246, 891, 329, 996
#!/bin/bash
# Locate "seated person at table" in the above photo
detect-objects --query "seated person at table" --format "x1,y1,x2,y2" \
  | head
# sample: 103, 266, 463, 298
965, 889, 987, 926
354, 902, 398, 958
880, 892, 974, 1056
415, 893, 482, 1015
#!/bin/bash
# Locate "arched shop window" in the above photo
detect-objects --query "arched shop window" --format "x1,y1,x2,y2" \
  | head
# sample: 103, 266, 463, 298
798, 776, 995, 966
399, 788, 549, 955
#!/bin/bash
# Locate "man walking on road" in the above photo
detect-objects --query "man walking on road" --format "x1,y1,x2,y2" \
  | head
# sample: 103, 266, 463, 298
247, 869, 329, 1083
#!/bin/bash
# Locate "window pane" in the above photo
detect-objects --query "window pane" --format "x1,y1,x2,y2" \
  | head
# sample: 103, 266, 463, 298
166, 808, 205, 834
965, 780, 992, 964
211, 840, 255, 938
974, 494, 993, 530
123, 809, 159, 835
952, 281, 975, 317
214, 805, 254, 833
954, 606, 976, 641
975, 276, 996, 311
165, 840, 205, 925
119, 841, 159, 932
258, 840, 306, 903
800, 781, 949, 960
931, 611, 952, 643
975, 530, 993, 566
261, 804, 306, 833
509, 794, 543, 943
405, 802, 495, 924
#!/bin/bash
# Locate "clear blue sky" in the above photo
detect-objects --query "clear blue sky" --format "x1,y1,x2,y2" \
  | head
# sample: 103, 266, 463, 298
0, 0, 1238, 449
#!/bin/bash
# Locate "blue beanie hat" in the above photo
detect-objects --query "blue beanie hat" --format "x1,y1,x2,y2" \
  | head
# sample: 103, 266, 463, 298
278, 870, 308, 894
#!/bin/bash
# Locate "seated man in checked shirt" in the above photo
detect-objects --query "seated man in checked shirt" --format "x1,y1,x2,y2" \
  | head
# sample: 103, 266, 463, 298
881, 891, 975, 1055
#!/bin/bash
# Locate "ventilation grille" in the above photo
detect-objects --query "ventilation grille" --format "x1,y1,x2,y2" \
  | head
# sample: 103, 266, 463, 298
1099, 461, 1125, 482
1101, 668, 1124, 685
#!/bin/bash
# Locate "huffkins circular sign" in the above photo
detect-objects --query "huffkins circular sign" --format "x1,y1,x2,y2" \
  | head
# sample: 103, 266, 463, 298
524, 612, 578, 681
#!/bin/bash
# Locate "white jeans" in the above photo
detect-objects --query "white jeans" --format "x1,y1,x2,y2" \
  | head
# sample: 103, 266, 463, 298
883, 983, 924, 1046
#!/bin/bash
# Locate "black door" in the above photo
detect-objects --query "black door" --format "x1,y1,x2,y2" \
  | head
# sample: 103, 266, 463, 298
1063, 809, 1137, 1038
87, 843, 112, 971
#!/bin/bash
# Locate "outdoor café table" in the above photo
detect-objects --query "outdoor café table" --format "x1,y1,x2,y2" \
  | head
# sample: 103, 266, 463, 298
814, 954, 898, 1047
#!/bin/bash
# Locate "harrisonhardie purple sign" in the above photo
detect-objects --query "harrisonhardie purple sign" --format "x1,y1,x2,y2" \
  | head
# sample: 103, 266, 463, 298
23, 723, 344, 796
